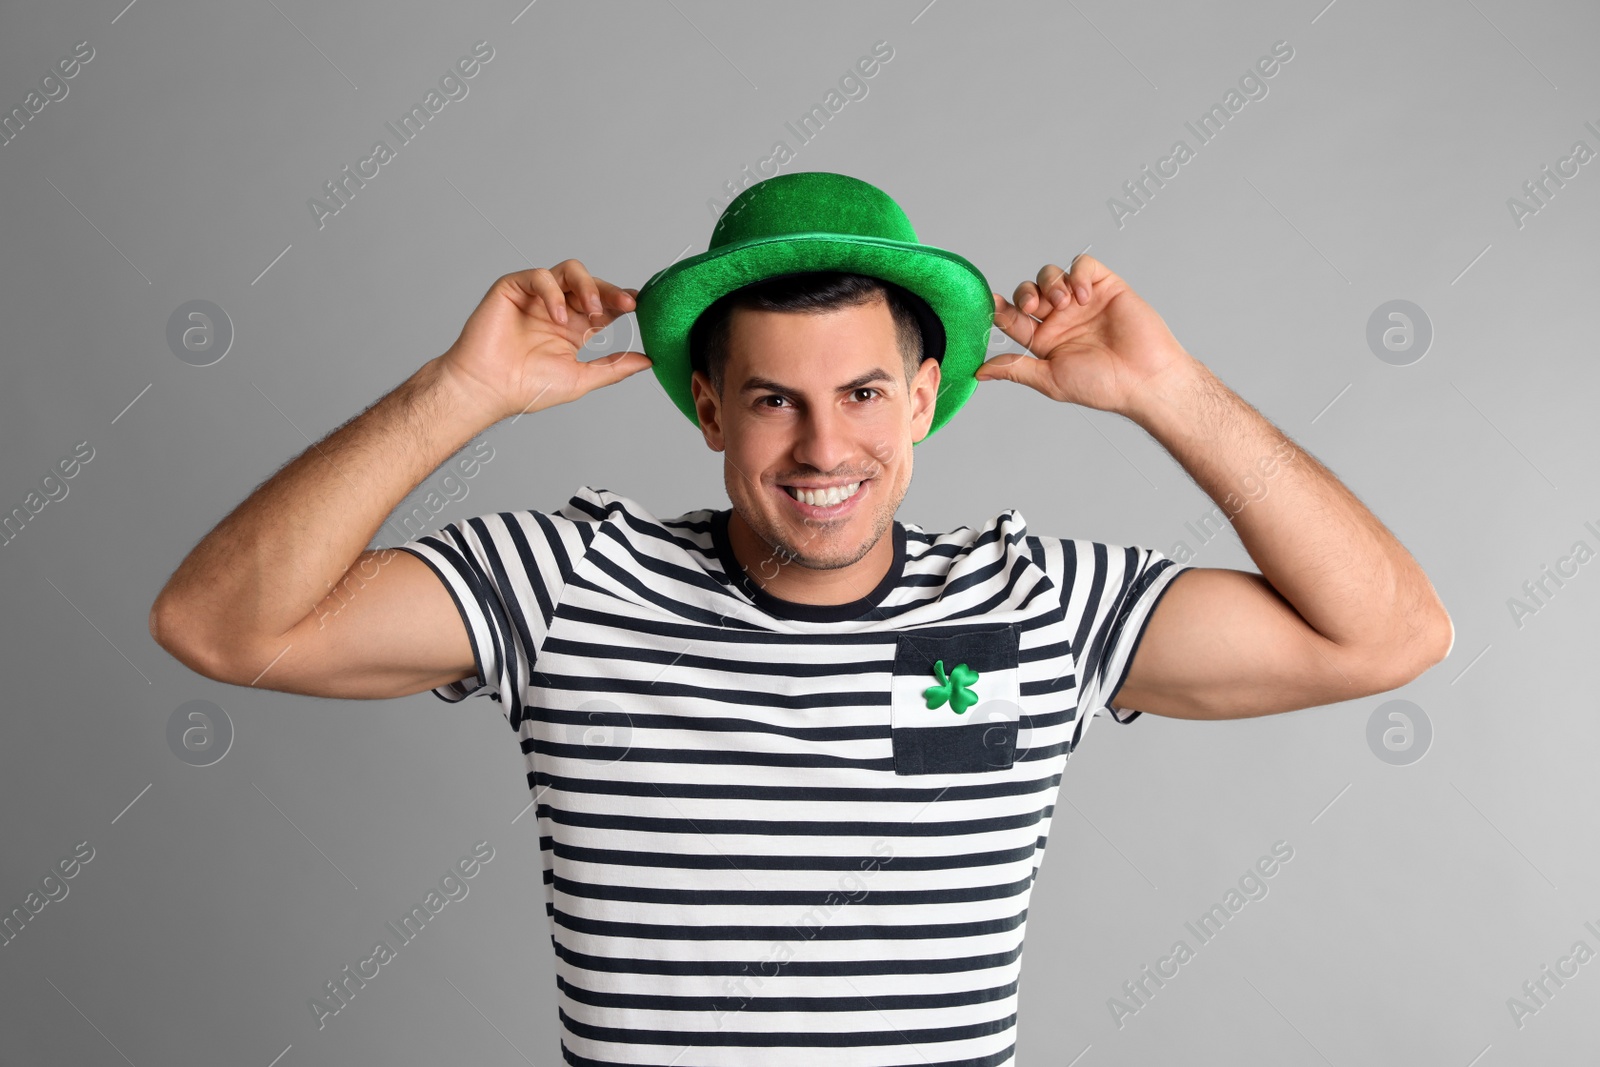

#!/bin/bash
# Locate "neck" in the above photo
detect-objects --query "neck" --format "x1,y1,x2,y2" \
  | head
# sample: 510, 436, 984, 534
725, 506, 897, 607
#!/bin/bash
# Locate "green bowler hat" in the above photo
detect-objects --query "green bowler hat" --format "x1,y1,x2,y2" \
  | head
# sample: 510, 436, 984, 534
633, 171, 994, 443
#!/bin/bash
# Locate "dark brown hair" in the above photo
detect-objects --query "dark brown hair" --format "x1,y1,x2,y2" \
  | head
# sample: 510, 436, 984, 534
690, 271, 941, 397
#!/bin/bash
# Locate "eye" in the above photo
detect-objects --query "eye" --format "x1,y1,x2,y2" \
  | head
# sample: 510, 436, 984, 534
757, 395, 790, 409
853, 388, 882, 402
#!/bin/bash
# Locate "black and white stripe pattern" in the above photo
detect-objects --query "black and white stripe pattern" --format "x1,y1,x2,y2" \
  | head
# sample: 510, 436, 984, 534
397, 487, 1188, 1066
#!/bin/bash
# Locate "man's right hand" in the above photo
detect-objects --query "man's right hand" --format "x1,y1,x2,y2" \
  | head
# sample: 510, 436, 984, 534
438, 260, 652, 423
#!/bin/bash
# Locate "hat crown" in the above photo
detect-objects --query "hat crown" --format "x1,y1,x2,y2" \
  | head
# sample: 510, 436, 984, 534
709, 172, 919, 251
634, 170, 991, 443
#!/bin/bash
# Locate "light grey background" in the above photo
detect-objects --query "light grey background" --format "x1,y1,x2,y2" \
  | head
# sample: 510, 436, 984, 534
2, 0, 1596, 1064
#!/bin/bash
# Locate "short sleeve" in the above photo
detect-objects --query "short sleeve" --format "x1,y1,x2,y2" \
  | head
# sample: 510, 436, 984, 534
1035, 538, 1191, 752
394, 494, 600, 729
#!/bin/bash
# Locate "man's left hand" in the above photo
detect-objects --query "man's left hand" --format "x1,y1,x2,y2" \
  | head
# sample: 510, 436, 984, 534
980, 254, 1196, 418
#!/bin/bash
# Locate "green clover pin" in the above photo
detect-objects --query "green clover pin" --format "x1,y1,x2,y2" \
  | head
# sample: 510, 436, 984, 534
924, 659, 980, 715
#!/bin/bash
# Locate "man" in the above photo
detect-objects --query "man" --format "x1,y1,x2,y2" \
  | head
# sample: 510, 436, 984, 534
149, 171, 1451, 1066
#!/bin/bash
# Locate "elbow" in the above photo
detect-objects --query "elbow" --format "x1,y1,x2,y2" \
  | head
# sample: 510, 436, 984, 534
1367, 607, 1455, 693
1415, 600, 1455, 674
1431, 608, 1456, 664
148, 592, 192, 658
148, 593, 169, 648
149, 594, 238, 685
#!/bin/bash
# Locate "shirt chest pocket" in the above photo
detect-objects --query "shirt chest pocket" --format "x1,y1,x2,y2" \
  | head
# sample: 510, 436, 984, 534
889, 624, 1021, 775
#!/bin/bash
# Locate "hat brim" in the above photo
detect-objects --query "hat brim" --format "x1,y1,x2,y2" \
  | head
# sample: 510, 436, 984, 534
634, 232, 993, 443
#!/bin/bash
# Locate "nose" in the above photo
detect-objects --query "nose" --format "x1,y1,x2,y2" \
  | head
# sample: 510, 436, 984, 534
790, 402, 858, 480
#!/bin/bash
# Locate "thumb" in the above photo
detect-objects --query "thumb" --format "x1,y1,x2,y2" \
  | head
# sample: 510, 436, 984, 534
975, 350, 1047, 391
579, 350, 653, 390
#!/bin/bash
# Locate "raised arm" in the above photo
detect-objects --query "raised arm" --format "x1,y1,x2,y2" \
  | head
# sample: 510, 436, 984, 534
983, 255, 1452, 720
148, 262, 650, 699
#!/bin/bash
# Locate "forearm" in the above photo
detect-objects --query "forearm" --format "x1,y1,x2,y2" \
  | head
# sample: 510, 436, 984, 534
151, 355, 495, 656
1126, 358, 1450, 660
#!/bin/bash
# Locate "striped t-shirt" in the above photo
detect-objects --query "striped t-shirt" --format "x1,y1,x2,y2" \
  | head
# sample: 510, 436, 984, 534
397, 486, 1189, 1067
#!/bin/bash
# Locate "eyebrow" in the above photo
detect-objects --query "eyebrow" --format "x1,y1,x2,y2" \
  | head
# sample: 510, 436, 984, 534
738, 369, 896, 396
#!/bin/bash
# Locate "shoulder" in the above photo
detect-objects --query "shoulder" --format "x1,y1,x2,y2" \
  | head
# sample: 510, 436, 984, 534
903, 505, 1035, 561
418, 487, 655, 578
559, 487, 720, 553
548, 485, 630, 527
972, 512, 1189, 610
896, 507, 1054, 615
1032, 533, 1189, 626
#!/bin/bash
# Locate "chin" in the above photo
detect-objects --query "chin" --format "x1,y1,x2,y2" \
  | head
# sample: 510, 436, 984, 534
729, 463, 904, 557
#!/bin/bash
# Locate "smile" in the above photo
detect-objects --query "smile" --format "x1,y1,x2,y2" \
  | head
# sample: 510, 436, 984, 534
783, 481, 863, 506
778, 478, 869, 517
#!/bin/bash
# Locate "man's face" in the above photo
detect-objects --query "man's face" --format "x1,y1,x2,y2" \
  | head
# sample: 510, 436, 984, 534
691, 295, 940, 584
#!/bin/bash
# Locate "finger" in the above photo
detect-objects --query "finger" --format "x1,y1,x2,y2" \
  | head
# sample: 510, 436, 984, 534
1014, 277, 1068, 320
506, 267, 569, 325
553, 259, 605, 319
569, 278, 641, 351
1035, 263, 1072, 309
1066, 253, 1101, 305
576, 349, 654, 393
1012, 281, 1043, 319
562, 274, 640, 358
974, 348, 1051, 393
592, 277, 638, 313
992, 292, 1041, 350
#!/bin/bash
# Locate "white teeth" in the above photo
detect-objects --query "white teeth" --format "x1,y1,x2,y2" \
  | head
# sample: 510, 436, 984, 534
784, 481, 862, 507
